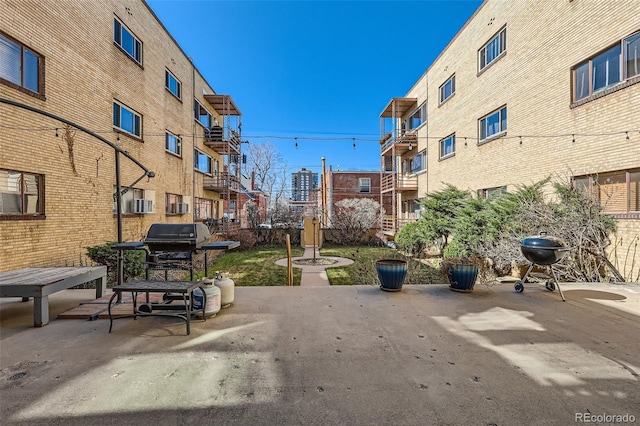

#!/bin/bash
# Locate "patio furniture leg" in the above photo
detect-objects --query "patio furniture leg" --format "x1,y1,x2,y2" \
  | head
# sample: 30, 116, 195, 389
34, 295, 49, 327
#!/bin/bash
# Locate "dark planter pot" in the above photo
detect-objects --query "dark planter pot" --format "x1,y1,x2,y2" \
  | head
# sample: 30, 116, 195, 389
448, 264, 479, 292
376, 259, 407, 292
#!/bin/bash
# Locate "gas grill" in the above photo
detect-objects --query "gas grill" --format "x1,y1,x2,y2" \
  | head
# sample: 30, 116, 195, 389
142, 223, 211, 281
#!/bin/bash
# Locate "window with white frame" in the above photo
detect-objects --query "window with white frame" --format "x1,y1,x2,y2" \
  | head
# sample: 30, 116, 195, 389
194, 99, 211, 128
439, 74, 455, 104
113, 187, 144, 214
409, 150, 427, 173
0, 32, 42, 95
574, 169, 640, 215
478, 26, 506, 72
165, 69, 181, 99
573, 31, 640, 102
194, 149, 212, 174
359, 178, 371, 193
0, 169, 44, 217
407, 102, 427, 130
165, 131, 181, 156
439, 134, 456, 159
113, 101, 141, 137
113, 17, 142, 64
479, 106, 507, 142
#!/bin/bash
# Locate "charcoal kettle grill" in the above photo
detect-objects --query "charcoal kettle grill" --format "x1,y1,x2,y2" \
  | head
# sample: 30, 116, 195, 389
515, 232, 569, 301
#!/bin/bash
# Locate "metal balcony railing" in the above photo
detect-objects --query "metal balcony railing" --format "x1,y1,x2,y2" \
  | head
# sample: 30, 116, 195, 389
380, 132, 417, 156
203, 126, 241, 155
203, 172, 241, 192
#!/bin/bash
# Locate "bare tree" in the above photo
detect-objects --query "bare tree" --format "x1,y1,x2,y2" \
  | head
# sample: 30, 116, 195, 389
245, 141, 288, 223
331, 198, 384, 245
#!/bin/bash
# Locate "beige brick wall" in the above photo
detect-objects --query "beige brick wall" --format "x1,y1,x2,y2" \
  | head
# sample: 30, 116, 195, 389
393, 0, 640, 278
0, 0, 230, 271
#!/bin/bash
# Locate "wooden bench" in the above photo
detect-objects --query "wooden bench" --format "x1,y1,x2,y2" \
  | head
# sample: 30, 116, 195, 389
0, 266, 107, 327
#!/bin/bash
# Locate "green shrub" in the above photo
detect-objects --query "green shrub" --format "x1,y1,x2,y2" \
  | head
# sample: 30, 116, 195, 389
86, 242, 145, 286
395, 220, 433, 257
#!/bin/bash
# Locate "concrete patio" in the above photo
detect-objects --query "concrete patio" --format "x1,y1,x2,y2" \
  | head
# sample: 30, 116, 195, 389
1, 281, 639, 425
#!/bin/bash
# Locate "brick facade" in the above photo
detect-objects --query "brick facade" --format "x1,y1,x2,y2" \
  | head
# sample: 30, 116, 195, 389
382, 0, 640, 277
0, 0, 240, 271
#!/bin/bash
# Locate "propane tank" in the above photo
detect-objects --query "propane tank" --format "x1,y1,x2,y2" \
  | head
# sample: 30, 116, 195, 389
214, 271, 235, 308
192, 277, 221, 318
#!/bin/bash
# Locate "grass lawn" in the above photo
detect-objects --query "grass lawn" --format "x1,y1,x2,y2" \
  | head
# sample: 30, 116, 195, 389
320, 245, 447, 286
201, 246, 305, 286
200, 245, 446, 286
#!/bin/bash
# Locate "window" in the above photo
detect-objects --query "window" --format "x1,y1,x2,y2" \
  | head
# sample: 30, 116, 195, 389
479, 26, 506, 72
359, 178, 371, 193
407, 102, 427, 130
479, 106, 507, 142
165, 69, 181, 99
194, 100, 211, 128
478, 186, 507, 199
113, 187, 143, 214
114, 17, 142, 64
0, 169, 44, 218
409, 150, 427, 173
439, 134, 456, 159
113, 101, 141, 137
195, 197, 212, 220
166, 193, 187, 214
194, 149, 212, 174
165, 131, 181, 156
0, 33, 42, 95
574, 170, 640, 216
439, 74, 455, 104
573, 32, 640, 102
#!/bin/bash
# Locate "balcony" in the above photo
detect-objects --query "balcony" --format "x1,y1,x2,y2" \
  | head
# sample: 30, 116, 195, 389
380, 132, 417, 157
381, 172, 418, 193
203, 172, 241, 193
203, 126, 241, 155
382, 216, 419, 235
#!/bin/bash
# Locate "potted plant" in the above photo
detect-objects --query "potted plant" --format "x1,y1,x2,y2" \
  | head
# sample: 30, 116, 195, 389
375, 258, 408, 292
440, 195, 493, 292
441, 240, 482, 292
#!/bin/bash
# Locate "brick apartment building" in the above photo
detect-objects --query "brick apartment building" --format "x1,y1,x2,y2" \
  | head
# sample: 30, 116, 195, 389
324, 168, 391, 227
0, 0, 242, 272
380, 0, 640, 277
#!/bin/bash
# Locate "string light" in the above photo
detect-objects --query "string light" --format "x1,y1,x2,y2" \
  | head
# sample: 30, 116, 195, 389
55, 128, 59, 137
352, 138, 356, 150
519, 136, 522, 145
572, 134, 575, 143
464, 137, 468, 147
294, 137, 298, 149
626, 131, 630, 141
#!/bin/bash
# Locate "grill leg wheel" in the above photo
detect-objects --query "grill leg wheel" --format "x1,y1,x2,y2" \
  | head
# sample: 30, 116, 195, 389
545, 281, 556, 292
514, 282, 524, 293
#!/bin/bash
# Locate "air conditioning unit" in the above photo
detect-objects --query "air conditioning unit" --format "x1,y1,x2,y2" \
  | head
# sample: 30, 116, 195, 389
134, 198, 153, 214
176, 203, 189, 214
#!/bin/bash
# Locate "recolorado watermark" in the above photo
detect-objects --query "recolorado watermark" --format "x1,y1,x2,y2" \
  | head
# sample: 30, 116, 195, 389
575, 412, 636, 423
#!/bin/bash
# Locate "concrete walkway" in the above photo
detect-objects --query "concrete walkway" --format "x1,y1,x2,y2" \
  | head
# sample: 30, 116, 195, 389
274, 246, 354, 287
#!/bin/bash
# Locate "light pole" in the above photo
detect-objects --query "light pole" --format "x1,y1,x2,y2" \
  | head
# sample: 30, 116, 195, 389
312, 216, 318, 262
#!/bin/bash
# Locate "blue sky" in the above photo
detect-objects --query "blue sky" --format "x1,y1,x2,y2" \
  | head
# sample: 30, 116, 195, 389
147, 0, 483, 174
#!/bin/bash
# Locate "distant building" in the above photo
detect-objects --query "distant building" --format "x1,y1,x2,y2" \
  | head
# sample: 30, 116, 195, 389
291, 168, 318, 202
325, 169, 391, 227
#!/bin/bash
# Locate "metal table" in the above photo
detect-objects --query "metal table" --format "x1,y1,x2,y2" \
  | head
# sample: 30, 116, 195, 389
108, 280, 205, 335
